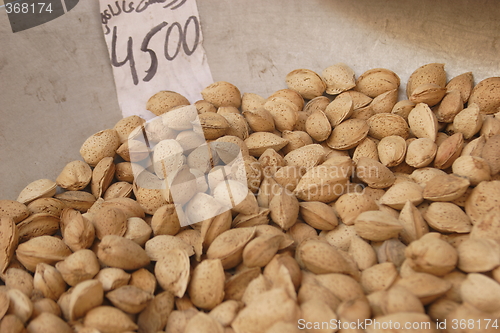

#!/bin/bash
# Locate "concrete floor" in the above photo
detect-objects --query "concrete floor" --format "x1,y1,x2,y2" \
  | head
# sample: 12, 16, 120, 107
1, 0, 499, 200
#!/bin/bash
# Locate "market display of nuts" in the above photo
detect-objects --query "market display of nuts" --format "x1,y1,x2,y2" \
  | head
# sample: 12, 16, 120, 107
2, 62, 500, 333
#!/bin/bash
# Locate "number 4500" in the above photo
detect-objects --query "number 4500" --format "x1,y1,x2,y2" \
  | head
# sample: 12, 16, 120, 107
111, 16, 200, 85
6, 2, 53, 14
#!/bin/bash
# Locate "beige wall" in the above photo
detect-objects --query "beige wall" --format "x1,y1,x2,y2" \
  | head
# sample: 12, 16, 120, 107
1, 0, 500, 200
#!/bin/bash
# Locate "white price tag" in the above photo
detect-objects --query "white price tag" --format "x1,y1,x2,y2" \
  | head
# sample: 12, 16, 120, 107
99, 0, 213, 120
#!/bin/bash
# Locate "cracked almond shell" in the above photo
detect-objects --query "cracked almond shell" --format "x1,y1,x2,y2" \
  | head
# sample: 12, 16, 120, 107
452, 155, 491, 186
352, 137, 378, 163
481, 134, 500, 175
16, 235, 72, 272
355, 157, 395, 189
433, 132, 464, 170
367, 113, 409, 140
97, 235, 150, 270
201, 81, 242, 108
264, 97, 299, 132
391, 100, 416, 120
465, 180, 500, 224
404, 233, 458, 276
242, 234, 283, 268
299, 201, 338, 231
326, 119, 369, 150
17, 212, 60, 242
145, 235, 194, 261
55, 190, 96, 213
244, 132, 288, 157
55, 249, 100, 287
406, 63, 447, 98
294, 164, 350, 202
324, 93, 354, 126
399, 200, 429, 244
206, 227, 256, 269
136, 290, 174, 332
242, 107, 275, 133
113, 115, 146, 143
296, 238, 355, 276
354, 210, 403, 242
146, 91, 190, 116
220, 112, 249, 140
468, 77, 500, 114
409, 83, 447, 107
155, 248, 190, 298
453, 103, 483, 139
370, 88, 399, 114
460, 273, 500, 313
61, 209, 95, 252
377, 135, 406, 167
321, 63, 356, 96
56, 160, 92, 191
446, 72, 474, 103
0, 217, 18, 273
480, 114, 500, 138
83, 306, 138, 333
232, 207, 270, 228
394, 272, 451, 305
17, 179, 57, 205
305, 110, 331, 142
286, 69, 326, 100
379, 181, 424, 210
334, 192, 378, 226
268, 88, 305, 111
435, 90, 464, 123
269, 188, 300, 230
106, 285, 153, 314
232, 288, 300, 333
187, 259, 225, 310
91, 156, 115, 198
198, 112, 230, 140
408, 103, 438, 141
79, 129, 121, 167
68, 279, 104, 321
457, 238, 500, 273
0, 200, 30, 223
27, 312, 72, 333
355, 68, 400, 98
283, 143, 325, 171
303, 95, 330, 116
33, 262, 67, 300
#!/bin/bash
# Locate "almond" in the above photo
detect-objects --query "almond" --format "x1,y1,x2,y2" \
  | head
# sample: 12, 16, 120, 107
321, 63, 356, 95
286, 69, 326, 100
188, 259, 225, 310
354, 210, 403, 241
97, 235, 150, 270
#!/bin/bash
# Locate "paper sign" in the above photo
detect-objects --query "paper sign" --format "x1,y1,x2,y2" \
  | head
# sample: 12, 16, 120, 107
99, 0, 213, 120
99, 1, 249, 228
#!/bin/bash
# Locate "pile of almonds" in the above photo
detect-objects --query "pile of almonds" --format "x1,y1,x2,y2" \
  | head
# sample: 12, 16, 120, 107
1, 62, 500, 333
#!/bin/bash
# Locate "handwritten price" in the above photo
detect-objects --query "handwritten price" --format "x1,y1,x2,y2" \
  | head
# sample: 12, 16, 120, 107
110, 16, 200, 85
99, 0, 212, 118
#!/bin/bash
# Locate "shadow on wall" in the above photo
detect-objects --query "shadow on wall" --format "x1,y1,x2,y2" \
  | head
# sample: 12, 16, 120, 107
198, 0, 499, 100
317, 0, 499, 73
